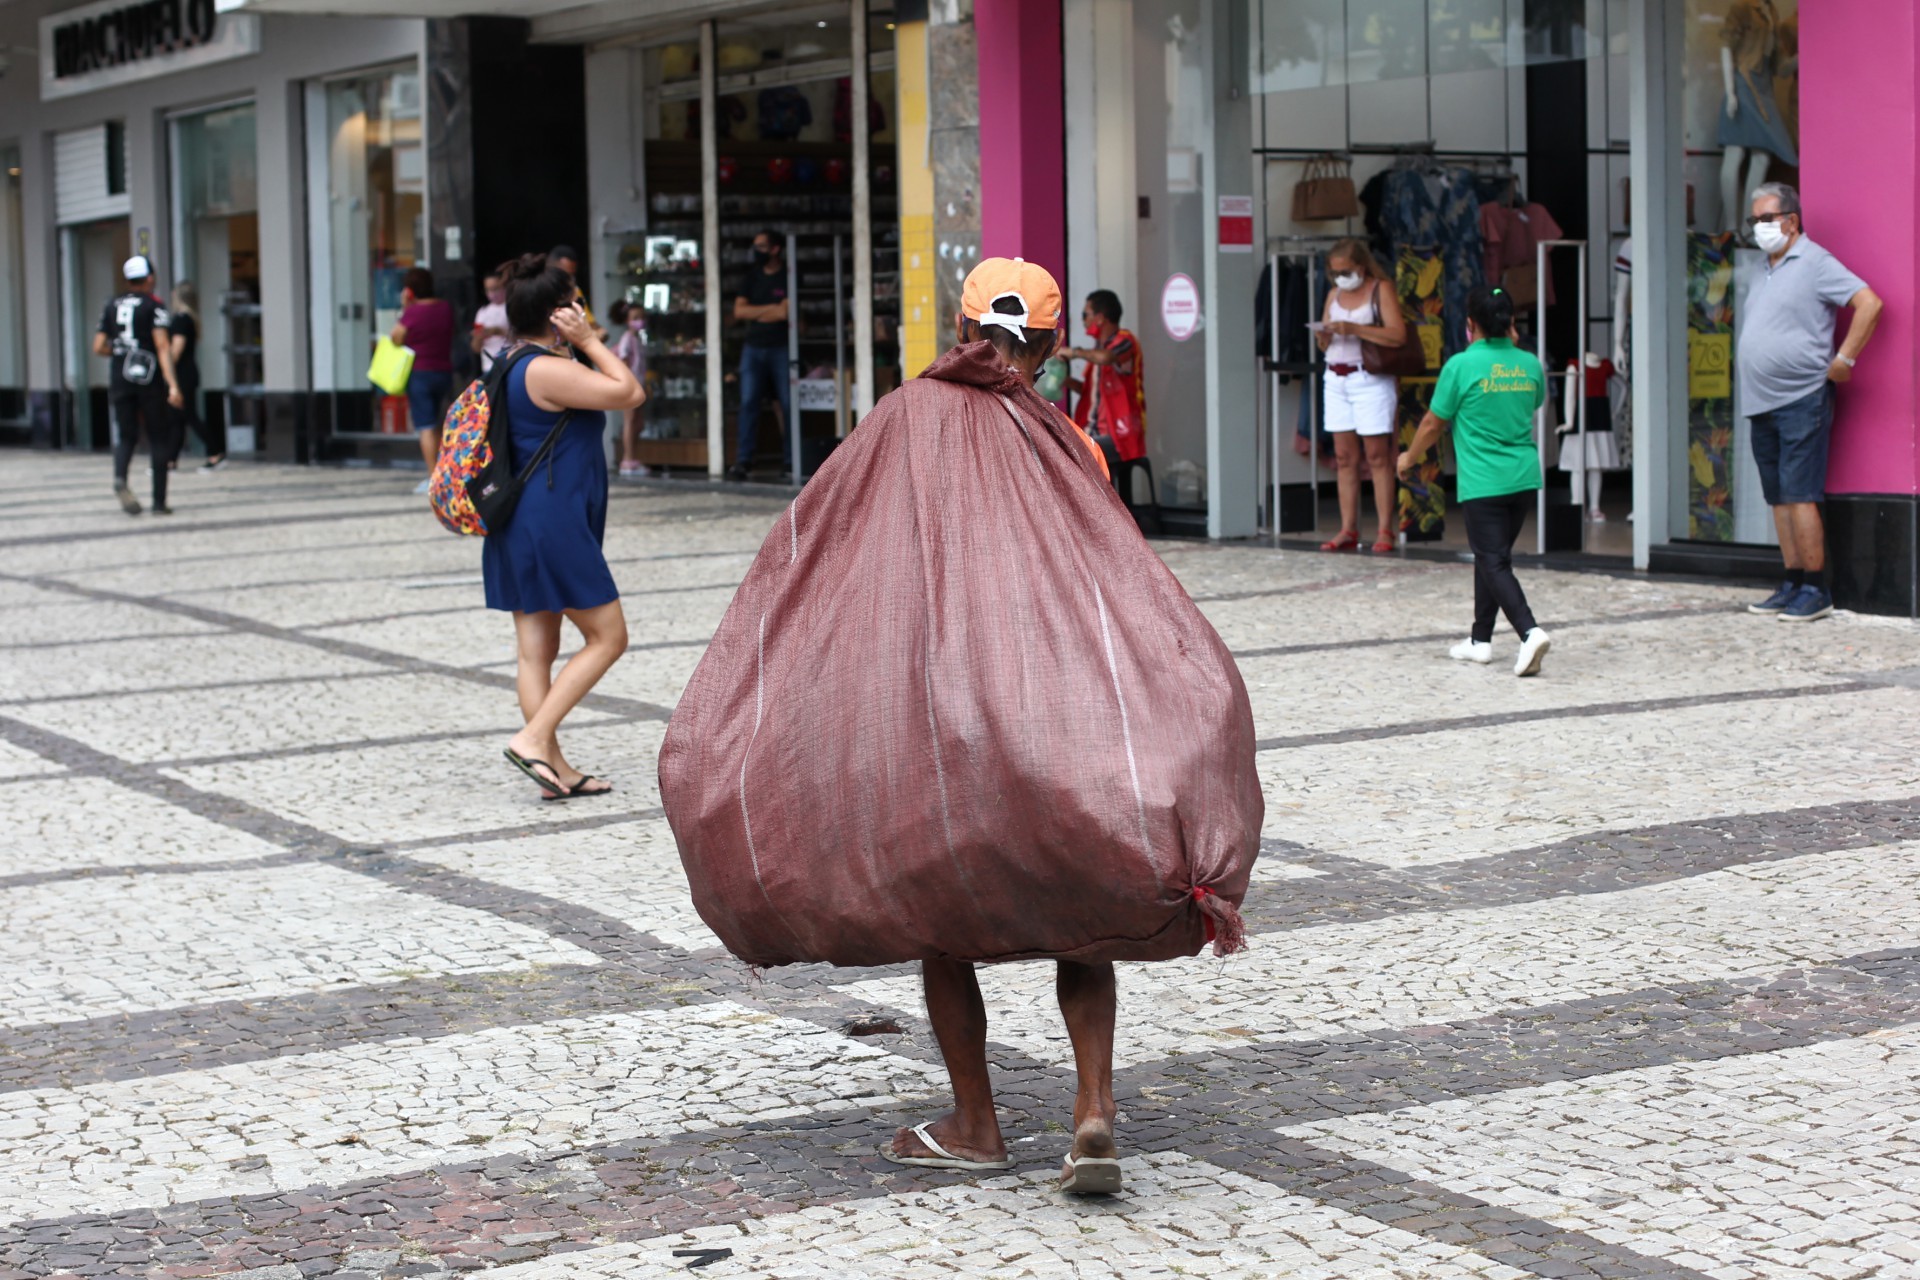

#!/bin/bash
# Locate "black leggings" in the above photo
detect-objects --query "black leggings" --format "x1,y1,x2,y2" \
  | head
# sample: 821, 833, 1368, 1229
110, 388, 180, 509
1461, 491, 1539, 644
171, 380, 224, 461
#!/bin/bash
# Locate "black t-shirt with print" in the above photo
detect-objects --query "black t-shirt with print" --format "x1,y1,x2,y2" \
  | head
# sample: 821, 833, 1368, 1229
96, 292, 172, 393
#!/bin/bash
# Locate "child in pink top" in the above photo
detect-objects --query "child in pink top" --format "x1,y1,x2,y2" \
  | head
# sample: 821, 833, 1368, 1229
609, 300, 650, 477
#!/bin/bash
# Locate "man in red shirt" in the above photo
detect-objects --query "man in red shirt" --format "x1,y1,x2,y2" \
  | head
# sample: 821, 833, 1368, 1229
1062, 290, 1146, 463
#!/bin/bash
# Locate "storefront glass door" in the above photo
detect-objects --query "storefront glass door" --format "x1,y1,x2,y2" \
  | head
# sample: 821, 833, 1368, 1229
171, 103, 260, 453
0, 146, 25, 424
310, 66, 425, 437
61, 218, 131, 450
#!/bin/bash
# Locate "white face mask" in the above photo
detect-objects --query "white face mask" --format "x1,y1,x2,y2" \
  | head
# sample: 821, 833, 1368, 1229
1752, 219, 1790, 253
1334, 272, 1364, 292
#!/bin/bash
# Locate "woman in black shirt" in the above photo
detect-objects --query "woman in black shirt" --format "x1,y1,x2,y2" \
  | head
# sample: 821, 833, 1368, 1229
168, 283, 224, 469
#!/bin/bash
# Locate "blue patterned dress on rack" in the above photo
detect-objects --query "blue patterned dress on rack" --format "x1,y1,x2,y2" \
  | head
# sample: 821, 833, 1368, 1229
1377, 166, 1487, 356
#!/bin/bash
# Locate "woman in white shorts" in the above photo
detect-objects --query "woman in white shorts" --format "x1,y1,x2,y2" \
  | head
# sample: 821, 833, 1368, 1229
1317, 239, 1408, 553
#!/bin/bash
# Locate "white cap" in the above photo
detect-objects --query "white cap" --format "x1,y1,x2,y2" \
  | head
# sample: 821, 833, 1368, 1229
122, 255, 153, 280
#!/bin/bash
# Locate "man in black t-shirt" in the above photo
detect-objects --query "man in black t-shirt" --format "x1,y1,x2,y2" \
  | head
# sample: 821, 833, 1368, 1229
727, 231, 791, 482
92, 256, 184, 516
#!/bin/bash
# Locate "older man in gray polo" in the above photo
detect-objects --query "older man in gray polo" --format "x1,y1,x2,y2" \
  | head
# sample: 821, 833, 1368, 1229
1739, 183, 1882, 622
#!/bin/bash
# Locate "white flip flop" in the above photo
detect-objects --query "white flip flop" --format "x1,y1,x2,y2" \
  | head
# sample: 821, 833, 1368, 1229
1059, 1150, 1125, 1195
880, 1122, 1014, 1172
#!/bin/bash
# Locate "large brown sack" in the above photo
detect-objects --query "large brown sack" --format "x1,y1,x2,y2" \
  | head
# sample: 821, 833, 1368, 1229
659, 341, 1263, 969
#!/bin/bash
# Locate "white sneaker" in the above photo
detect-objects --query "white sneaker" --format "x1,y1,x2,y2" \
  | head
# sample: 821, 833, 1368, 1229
413, 477, 432, 494
1449, 638, 1493, 664
1514, 627, 1552, 677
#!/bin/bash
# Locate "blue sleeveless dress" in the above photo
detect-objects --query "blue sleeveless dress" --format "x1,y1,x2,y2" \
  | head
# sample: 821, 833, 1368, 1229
481, 357, 617, 614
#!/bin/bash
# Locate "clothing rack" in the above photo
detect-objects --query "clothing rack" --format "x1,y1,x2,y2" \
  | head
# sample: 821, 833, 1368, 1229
1264, 235, 1349, 543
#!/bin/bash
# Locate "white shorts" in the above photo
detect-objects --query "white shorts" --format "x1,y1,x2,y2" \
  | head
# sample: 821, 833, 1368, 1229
1323, 369, 1398, 437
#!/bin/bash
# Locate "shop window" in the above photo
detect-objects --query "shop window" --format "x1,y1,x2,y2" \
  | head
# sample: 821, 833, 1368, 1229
310, 65, 425, 438
172, 104, 261, 452
0, 146, 24, 422
616, 6, 901, 475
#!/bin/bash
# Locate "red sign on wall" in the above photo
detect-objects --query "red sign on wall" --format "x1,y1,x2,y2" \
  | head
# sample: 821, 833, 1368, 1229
1218, 196, 1254, 254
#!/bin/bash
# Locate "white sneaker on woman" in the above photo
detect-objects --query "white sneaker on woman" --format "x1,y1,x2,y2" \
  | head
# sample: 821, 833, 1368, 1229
1514, 627, 1552, 676
1449, 638, 1493, 664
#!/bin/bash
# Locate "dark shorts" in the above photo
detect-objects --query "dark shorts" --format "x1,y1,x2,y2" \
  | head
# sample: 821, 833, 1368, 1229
407, 369, 455, 432
1748, 385, 1833, 506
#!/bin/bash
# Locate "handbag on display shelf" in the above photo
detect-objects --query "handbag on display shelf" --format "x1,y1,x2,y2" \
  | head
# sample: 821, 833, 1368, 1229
1291, 153, 1359, 222
1360, 283, 1428, 377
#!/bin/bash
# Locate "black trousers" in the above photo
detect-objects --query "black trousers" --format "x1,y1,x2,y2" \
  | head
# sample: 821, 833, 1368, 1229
110, 386, 180, 509
1460, 490, 1539, 644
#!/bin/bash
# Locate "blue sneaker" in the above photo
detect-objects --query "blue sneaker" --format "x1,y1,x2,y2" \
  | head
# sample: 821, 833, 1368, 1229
1778, 585, 1834, 622
1747, 580, 1798, 614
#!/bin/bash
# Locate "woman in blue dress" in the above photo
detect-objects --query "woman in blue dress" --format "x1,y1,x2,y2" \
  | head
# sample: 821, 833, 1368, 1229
485, 253, 646, 799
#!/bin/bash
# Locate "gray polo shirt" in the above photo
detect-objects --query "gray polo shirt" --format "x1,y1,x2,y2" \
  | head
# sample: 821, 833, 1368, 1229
1736, 236, 1867, 416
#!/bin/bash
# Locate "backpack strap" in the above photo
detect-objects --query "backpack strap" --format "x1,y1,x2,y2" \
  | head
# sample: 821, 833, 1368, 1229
492, 345, 575, 485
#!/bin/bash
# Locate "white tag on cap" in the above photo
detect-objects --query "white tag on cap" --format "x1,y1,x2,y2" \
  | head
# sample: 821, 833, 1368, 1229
974, 288, 1032, 333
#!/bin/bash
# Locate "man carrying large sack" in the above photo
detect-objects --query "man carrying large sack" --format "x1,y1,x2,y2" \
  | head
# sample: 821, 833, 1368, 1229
660, 258, 1262, 1195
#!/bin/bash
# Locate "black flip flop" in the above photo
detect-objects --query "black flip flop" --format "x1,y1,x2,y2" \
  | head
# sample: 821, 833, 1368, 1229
503, 748, 569, 800
567, 774, 614, 798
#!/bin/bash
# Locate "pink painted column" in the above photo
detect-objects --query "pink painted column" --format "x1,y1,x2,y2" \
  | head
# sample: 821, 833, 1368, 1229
1800, 0, 1920, 496
973, 0, 1066, 288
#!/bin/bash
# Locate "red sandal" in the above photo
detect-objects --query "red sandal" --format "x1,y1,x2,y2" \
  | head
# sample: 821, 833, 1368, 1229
1371, 534, 1397, 553
1320, 530, 1361, 552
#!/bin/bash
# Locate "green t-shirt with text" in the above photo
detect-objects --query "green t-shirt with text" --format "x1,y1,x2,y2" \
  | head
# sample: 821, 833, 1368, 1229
1429, 338, 1545, 503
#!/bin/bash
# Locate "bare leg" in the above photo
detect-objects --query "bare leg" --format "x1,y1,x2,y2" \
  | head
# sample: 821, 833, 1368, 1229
1363, 434, 1397, 542
1056, 961, 1117, 1158
1721, 145, 1748, 233
506, 599, 627, 791
890, 958, 1007, 1163
1785, 501, 1825, 573
1772, 505, 1803, 570
418, 426, 441, 470
622, 405, 641, 467
1332, 431, 1361, 535
511, 612, 562, 725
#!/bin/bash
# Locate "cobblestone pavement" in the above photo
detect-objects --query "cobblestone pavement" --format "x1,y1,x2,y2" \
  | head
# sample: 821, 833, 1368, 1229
2, 455, 1918, 1279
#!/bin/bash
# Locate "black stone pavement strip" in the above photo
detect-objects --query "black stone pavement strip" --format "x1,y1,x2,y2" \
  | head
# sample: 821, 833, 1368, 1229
291, 580, 744, 635
0, 669, 402, 709
150, 711, 659, 771
2, 572, 675, 723
1240, 794, 1920, 934
0, 713, 347, 854
1228, 604, 1732, 661
0, 629, 224, 652
1254, 680, 1877, 752
8, 951, 1916, 1277
0, 504, 431, 550
1, 794, 1911, 1097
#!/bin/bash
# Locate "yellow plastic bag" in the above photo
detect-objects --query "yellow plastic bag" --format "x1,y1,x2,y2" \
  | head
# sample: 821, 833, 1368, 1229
367, 337, 415, 397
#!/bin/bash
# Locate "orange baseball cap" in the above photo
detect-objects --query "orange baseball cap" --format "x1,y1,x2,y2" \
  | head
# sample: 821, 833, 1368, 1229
961, 257, 1062, 334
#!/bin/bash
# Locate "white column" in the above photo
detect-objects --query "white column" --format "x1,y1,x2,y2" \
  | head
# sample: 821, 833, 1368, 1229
851, 0, 874, 425
701, 20, 724, 477
257, 83, 307, 392
1629, 0, 1683, 565
1205, 0, 1257, 538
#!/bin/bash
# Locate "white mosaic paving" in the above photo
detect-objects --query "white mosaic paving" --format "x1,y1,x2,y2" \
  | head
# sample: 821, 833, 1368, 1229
0, 1003, 944, 1222
411, 818, 722, 953
1257, 685, 1920, 868
0, 776, 283, 875
834, 845, 1920, 1071
487, 1152, 1533, 1280
1293, 1028, 1920, 1280
163, 717, 667, 845
0, 862, 596, 1025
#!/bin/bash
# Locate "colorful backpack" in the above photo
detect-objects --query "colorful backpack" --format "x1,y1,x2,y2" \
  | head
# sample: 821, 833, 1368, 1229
428, 346, 571, 536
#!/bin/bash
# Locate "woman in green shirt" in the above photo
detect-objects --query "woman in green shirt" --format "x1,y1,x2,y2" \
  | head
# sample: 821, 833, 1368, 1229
1397, 286, 1554, 676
